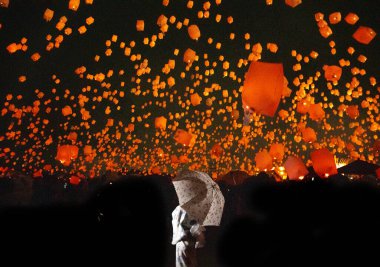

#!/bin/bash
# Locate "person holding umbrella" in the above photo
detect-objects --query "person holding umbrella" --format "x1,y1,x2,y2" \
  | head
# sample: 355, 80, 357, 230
171, 170, 225, 267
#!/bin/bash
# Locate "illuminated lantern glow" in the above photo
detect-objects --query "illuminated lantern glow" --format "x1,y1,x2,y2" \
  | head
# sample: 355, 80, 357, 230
285, 0, 302, 8
43, 8, 54, 22
68, 0, 80, 11
346, 105, 359, 119
62, 106, 73, 116
0, 0, 9, 8
188, 24, 201, 40
308, 103, 325, 121
56, 145, 79, 166
323, 65, 342, 82
136, 20, 145, 31
284, 156, 309, 180
7, 43, 18, 54
231, 109, 239, 120
328, 12, 341, 24
69, 175, 81, 185
174, 129, 197, 147
319, 26, 332, 38
190, 93, 201, 106
183, 48, 197, 64
352, 26, 376, 45
310, 148, 338, 178
345, 13, 359, 25
242, 61, 284, 117
255, 150, 273, 171
269, 143, 285, 161
155, 116, 167, 130
210, 143, 224, 159
297, 99, 310, 114
302, 127, 317, 143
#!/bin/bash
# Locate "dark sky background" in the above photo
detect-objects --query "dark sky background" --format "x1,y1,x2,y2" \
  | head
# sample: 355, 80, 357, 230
0, 0, 378, 176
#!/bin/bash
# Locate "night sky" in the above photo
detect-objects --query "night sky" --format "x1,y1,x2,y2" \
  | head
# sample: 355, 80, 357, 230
0, 0, 379, 177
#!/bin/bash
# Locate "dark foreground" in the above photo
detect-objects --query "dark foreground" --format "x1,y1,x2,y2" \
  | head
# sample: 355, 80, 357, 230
1, 174, 380, 266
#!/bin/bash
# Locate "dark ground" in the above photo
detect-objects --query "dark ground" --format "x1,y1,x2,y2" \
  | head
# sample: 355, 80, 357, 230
1, 174, 380, 266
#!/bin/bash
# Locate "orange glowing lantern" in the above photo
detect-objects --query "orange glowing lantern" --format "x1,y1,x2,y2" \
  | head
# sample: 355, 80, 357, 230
308, 103, 325, 121
284, 156, 309, 180
174, 129, 196, 147
188, 25, 201, 40
352, 26, 376, 45
345, 13, 359, 25
302, 127, 317, 143
310, 148, 338, 178
183, 48, 197, 64
0, 0, 9, 8
255, 150, 273, 171
56, 145, 79, 166
69, 175, 81, 185
242, 61, 284, 117
43, 8, 54, 22
136, 20, 145, 31
328, 12, 341, 24
297, 99, 310, 114
346, 105, 359, 119
210, 143, 224, 159
269, 143, 285, 161
285, 0, 302, 8
324, 65, 342, 82
68, 0, 80, 11
155, 116, 167, 130
190, 93, 202, 106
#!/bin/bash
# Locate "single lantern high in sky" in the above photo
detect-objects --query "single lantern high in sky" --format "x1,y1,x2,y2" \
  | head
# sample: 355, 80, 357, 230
0, 0, 378, 178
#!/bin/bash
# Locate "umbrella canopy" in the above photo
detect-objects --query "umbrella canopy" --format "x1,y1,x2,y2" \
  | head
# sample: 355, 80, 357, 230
338, 160, 380, 176
172, 170, 225, 226
218, 170, 249, 186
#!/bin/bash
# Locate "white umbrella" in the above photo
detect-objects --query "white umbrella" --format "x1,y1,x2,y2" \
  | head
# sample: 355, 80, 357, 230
173, 170, 225, 226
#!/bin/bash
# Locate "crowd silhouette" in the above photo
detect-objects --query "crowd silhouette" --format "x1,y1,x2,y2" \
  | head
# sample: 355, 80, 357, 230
0, 171, 380, 266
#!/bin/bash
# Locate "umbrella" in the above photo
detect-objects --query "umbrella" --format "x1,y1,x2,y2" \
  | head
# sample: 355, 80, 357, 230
338, 160, 379, 176
172, 170, 225, 226
217, 170, 249, 186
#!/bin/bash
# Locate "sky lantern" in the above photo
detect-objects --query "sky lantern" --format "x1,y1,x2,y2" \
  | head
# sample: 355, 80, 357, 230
210, 143, 224, 159
269, 143, 285, 161
6, 43, 18, 54
319, 26, 332, 38
308, 103, 325, 121
188, 24, 201, 40
174, 129, 197, 147
43, 8, 54, 22
297, 99, 310, 114
285, 0, 302, 8
69, 175, 81, 185
310, 148, 338, 178
155, 116, 167, 130
328, 12, 341, 24
284, 156, 308, 180
324, 65, 342, 82
136, 20, 144, 31
302, 127, 317, 143
242, 61, 284, 117
255, 150, 273, 171
190, 93, 201, 106
62, 106, 73, 116
183, 48, 197, 64
68, 0, 80, 11
56, 145, 79, 166
0, 0, 9, 8
345, 13, 359, 25
352, 26, 376, 45
346, 105, 359, 119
